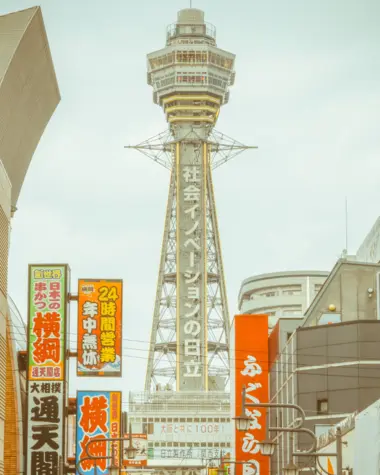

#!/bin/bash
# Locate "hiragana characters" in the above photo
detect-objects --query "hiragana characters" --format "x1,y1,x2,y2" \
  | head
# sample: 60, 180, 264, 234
100, 317, 116, 331
79, 395, 108, 433
242, 432, 260, 454
31, 425, 59, 450
82, 301, 98, 318
245, 407, 262, 430
31, 395, 60, 423
33, 338, 60, 364
241, 355, 262, 377
31, 451, 58, 475
82, 350, 99, 366
100, 346, 116, 363
183, 185, 200, 201
246, 382, 262, 404
184, 320, 201, 336
33, 312, 61, 338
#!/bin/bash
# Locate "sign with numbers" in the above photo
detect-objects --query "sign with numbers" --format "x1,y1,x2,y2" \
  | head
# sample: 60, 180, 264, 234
77, 279, 123, 377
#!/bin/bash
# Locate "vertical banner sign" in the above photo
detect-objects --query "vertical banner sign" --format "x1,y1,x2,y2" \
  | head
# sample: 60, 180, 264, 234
176, 141, 207, 391
76, 391, 121, 475
27, 265, 68, 475
77, 279, 122, 377
231, 314, 269, 475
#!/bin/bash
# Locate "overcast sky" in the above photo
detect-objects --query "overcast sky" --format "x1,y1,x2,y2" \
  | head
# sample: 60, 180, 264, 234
3, 0, 380, 396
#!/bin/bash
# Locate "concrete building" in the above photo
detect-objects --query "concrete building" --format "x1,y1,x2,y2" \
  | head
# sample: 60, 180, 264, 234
238, 271, 329, 329
0, 6, 60, 474
268, 259, 380, 474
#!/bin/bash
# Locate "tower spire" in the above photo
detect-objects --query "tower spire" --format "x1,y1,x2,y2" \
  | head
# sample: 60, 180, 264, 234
127, 9, 255, 392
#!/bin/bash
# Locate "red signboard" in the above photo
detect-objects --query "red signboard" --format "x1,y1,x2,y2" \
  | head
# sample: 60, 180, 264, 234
231, 314, 269, 475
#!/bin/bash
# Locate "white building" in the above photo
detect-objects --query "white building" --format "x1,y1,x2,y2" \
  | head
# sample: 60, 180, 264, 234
238, 271, 329, 329
128, 391, 231, 467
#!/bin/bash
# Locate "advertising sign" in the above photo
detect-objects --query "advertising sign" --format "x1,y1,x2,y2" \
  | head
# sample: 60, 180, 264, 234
151, 421, 231, 442
76, 391, 121, 475
123, 434, 147, 467
27, 381, 65, 475
149, 447, 229, 460
77, 279, 123, 377
231, 314, 269, 475
26, 264, 69, 475
176, 143, 208, 391
28, 265, 67, 380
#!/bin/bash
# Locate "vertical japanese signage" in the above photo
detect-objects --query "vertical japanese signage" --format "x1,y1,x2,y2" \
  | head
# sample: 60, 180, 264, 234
176, 141, 208, 391
76, 391, 121, 475
27, 265, 68, 475
231, 314, 269, 475
77, 279, 122, 377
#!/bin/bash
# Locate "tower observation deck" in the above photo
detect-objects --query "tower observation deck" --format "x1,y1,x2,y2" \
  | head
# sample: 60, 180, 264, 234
130, 8, 251, 393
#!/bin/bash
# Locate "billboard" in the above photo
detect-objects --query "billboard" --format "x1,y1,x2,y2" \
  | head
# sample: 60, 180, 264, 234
26, 265, 69, 475
123, 434, 147, 467
76, 391, 121, 475
77, 279, 123, 377
28, 265, 67, 380
230, 314, 269, 475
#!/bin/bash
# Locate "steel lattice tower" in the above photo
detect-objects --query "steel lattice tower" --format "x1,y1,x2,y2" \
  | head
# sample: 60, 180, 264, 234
127, 9, 254, 392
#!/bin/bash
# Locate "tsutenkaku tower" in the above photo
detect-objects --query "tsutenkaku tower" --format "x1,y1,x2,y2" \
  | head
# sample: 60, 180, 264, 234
129, 8, 253, 392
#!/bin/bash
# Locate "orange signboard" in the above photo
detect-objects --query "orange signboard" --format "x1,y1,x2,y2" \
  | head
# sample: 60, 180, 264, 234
231, 314, 269, 475
77, 279, 123, 377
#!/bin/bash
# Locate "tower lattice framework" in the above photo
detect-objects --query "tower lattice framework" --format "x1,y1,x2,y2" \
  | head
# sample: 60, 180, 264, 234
127, 8, 255, 392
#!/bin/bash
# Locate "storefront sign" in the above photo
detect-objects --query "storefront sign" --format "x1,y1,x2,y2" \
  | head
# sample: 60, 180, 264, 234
76, 391, 121, 475
77, 279, 123, 377
231, 314, 269, 475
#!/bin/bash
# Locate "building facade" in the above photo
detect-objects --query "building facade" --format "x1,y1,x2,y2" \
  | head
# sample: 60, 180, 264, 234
238, 271, 329, 329
269, 260, 380, 474
0, 6, 60, 474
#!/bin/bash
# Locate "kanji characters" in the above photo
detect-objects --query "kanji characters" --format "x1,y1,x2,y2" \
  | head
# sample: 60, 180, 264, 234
79, 395, 108, 433
31, 425, 59, 450
100, 347, 116, 363
33, 338, 60, 364
31, 395, 60, 423
82, 301, 98, 318
33, 312, 61, 338
79, 434, 107, 472
100, 316, 116, 331
31, 451, 58, 475
82, 350, 99, 366
82, 333, 98, 350
183, 165, 201, 183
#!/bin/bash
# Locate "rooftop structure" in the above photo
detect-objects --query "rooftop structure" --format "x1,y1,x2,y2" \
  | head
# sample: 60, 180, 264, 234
238, 270, 329, 329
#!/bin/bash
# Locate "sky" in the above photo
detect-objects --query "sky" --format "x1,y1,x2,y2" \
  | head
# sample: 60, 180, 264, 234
3, 0, 380, 397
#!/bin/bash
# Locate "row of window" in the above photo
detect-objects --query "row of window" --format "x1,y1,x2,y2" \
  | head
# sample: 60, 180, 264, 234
148, 442, 231, 448
149, 51, 234, 71
154, 73, 227, 90
131, 417, 229, 423
249, 283, 323, 299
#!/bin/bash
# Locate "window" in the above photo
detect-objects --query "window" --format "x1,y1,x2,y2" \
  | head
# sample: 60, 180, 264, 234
281, 285, 302, 296
317, 399, 328, 414
318, 313, 341, 325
